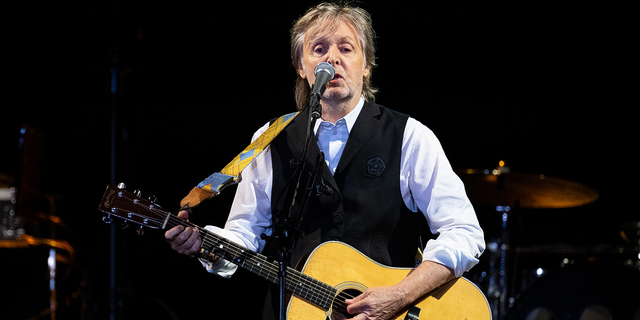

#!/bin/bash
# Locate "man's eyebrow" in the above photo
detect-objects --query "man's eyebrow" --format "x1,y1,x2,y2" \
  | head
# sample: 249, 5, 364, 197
337, 36, 356, 44
309, 36, 357, 46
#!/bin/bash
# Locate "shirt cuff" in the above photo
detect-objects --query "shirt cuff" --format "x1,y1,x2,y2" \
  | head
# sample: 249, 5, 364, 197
200, 257, 238, 279
421, 241, 480, 278
198, 225, 247, 278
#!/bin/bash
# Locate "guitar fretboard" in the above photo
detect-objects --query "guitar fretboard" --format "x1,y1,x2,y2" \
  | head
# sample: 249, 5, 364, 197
192, 222, 337, 311
99, 185, 338, 311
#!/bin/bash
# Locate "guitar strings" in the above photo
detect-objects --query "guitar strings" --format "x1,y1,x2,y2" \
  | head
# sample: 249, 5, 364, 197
127, 198, 338, 302
125, 195, 361, 312
135, 199, 356, 306
196, 228, 351, 309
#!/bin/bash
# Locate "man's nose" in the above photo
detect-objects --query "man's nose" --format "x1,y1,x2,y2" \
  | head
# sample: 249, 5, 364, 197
326, 45, 341, 66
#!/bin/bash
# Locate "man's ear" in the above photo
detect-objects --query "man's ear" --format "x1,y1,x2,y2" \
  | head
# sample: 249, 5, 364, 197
297, 62, 307, 79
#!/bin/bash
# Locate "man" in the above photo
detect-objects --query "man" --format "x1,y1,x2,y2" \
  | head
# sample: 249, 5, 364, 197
165, 3, 484, 320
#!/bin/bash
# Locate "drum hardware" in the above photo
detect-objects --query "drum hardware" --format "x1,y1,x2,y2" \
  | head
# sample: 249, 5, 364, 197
457, 162, 600, 320
0, 234, 75, 319
1, 186, 23, 240
485, 204, 511, 318
1, 172, 75, 319
511, 243, 639, 305
619, 221, 640, 270
504, 261, 640, 320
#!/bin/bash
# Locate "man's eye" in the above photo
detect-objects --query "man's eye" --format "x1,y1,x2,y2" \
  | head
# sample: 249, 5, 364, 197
314, 47, 324, 53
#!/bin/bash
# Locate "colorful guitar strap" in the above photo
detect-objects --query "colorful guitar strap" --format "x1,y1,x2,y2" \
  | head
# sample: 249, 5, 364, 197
180, 112, 300, 209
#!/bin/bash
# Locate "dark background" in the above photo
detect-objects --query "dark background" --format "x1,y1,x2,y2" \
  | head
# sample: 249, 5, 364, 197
2, 1, 637, 319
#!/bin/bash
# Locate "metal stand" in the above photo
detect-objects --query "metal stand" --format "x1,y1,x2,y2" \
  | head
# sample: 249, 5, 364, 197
486, 205, 510, 320
109, 47, 122, 320
270, 107, 323, 320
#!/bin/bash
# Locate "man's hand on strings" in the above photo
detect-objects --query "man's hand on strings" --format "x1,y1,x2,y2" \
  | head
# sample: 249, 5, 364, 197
164, 210, 201, 256
345, 286, 407, 320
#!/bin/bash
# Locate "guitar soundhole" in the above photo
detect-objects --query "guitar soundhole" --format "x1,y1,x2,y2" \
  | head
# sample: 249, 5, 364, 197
330, 288, 363, 320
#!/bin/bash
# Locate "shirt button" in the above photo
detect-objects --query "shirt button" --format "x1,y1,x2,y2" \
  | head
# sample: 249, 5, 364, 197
333, 130, 337, 135
333, 214, 343, 224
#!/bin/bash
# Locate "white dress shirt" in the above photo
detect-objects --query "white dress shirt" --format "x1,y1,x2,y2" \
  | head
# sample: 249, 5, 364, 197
202, 97, 485, 279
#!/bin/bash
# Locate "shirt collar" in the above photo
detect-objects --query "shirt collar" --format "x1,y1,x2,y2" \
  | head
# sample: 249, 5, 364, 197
313, 95, 365, 134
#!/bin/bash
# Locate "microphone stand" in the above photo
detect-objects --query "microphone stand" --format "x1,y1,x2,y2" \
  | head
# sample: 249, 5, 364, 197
272, 90, 324, 320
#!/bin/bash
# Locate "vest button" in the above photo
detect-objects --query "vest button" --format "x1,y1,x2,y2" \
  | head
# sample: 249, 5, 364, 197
333, 214, 343, 224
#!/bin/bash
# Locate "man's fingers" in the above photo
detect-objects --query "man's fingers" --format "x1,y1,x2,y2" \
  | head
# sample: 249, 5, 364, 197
164, 210, 202, 256
165, 225, 201, 255
345, 291, 367, 315
189, 236, 202, 255
177, 210, 189, 220
164, 225, 185, 241
181, 227, 200, 253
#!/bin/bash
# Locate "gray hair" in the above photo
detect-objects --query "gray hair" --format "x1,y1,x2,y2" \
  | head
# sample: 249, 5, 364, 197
290, 2, 377, 110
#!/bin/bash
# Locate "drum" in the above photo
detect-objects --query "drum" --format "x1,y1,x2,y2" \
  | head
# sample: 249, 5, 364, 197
505, 262, 640, 320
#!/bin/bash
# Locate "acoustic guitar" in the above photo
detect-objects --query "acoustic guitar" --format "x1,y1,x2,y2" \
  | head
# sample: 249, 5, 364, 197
99, 184, 491, 319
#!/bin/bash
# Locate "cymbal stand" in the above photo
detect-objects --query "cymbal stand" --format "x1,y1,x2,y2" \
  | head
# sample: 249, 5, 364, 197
486, 205, 510, 320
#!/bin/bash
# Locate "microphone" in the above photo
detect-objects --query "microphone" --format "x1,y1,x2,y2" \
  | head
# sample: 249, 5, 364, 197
309, 62, 335, 119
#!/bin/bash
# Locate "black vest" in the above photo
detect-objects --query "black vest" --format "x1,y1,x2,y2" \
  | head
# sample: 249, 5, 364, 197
268, 102, 423, 268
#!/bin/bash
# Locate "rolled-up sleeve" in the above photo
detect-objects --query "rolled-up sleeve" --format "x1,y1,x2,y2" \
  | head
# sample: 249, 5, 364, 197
400, 118, 485, 277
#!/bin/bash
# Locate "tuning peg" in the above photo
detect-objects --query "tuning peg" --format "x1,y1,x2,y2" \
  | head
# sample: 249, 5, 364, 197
117, 182, 127, 190
121, 220, 129, 229
103, 214, 112, 224
148, 195, 158, 203
137, 226, 145, 236
134, 189, 142, 197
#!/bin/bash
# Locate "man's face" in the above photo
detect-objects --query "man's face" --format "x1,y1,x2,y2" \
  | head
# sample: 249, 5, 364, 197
298, 21, 370, 104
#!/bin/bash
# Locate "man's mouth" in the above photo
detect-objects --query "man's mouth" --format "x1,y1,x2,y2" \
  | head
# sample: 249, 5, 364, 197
330, 73, 343, 82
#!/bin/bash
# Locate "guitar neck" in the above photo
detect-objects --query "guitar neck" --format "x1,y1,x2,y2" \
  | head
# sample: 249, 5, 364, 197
98, 184, 336, 311
193, 225, 336, 310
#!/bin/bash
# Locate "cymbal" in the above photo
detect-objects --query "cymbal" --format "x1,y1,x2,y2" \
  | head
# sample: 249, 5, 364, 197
456, 169, 599, 209
0, 235, 75, 265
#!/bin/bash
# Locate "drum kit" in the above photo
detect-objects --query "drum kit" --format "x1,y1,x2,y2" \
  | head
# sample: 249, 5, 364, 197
1, 173, 76, 320
0, 125, 76, 320
457, 163, 640, 320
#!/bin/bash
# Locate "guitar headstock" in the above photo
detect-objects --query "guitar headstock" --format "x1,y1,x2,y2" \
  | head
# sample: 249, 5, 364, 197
98, 184, 168, 230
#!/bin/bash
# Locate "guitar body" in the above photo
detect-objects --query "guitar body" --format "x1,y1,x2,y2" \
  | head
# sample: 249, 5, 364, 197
288, 241, 491, 320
